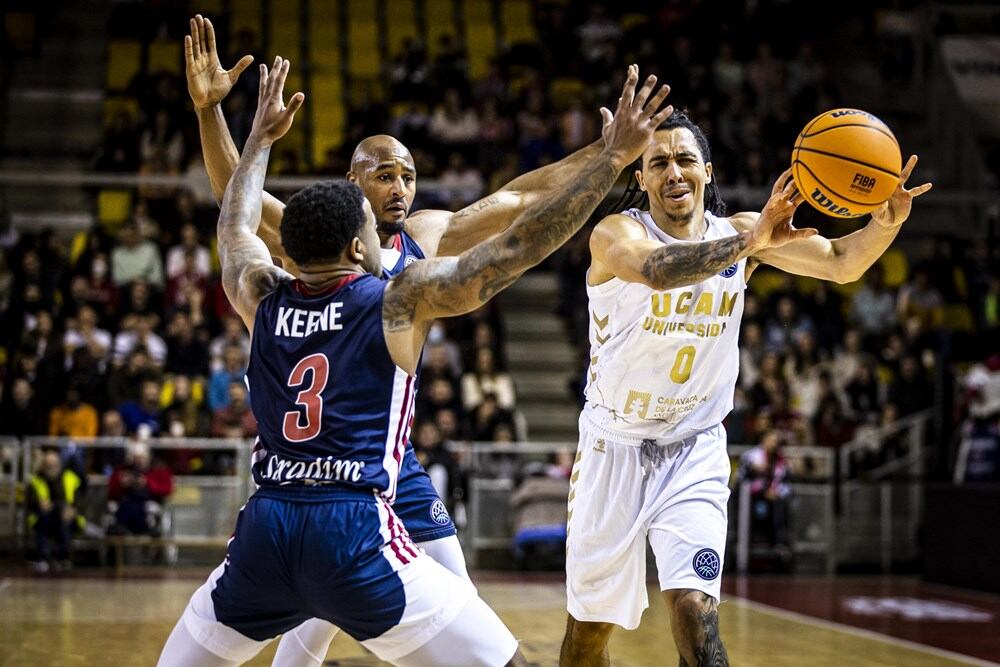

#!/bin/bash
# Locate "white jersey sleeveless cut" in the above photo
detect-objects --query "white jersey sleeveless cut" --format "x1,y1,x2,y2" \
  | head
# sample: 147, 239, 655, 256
584, 208, 746, 442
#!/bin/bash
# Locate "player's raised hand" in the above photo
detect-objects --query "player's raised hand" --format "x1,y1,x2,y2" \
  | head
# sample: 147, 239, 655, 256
600, 65, 673, 169
250, 57, 305, 145
184, 14, 254, 109
751, 169, 817, 251
870, 155, 933, 229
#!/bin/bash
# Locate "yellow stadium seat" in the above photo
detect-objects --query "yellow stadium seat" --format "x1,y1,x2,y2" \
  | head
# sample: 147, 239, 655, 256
387, 0, 418, 56
426, 0, 458, 57
106, 40, 141, 91
270, 0, 300, 56
501, 0, 537, 44
879, 248, 908, 288
463, 0, 492, 23
231, 0, 262, 45
309, 0, 342, 67
747, 268, 786, 299
148, 40, 181, 75
348, 21, 380, 77
466, 23, 496, 79
620, 13, 650, 33
348, 0, 376, 22
97, 190, 133, 229
548, 77, 585, 109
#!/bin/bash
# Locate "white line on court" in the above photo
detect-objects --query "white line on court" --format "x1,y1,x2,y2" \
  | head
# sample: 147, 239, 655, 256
728, 596, 1000, 667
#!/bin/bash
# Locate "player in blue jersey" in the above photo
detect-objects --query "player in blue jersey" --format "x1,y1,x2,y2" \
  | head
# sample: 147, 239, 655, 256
184, 15, 615, 664
161, 47, 673, 665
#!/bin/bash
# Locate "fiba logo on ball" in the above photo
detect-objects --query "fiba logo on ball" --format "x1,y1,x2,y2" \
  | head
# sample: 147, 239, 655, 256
719, 263, 739, 278
430, 499, 451, 526
692, 548, 721, 580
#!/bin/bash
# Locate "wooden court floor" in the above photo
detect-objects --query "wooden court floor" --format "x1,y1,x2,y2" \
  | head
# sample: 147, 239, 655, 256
1, 573, 993, 666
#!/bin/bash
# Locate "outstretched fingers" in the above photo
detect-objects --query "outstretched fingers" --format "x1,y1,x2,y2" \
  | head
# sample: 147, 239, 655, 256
632, 75, 658, 112
617, 65, 639, 115
189, 18, 201, 59
204, 16, 217, 55
899, 154, 918, 185
644, 84, 671, 118
772, 168, 794, 196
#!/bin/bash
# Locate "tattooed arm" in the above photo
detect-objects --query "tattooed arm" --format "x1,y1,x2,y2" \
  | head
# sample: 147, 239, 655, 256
217, 57, 303, 333
590, 168, 816, 289
408, 139, 607, 258
384, 65, 674, 373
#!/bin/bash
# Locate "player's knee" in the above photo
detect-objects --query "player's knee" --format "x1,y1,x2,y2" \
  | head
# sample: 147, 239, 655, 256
564, 615, 615, 648
670, 589, 718, 633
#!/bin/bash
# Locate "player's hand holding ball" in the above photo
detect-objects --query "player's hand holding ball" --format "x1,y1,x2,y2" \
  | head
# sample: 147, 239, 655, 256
250, 57, 305, 146
868, 155, 933, 229
748, 169, 817, 253
600, 64, 674, 170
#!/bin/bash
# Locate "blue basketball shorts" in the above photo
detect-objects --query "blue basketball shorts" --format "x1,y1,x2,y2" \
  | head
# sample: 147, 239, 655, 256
179, 486, 475, 663
392, 444, 457, 542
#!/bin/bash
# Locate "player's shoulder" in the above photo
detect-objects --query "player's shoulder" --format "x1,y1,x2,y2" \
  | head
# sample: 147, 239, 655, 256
593, 212, 646, 239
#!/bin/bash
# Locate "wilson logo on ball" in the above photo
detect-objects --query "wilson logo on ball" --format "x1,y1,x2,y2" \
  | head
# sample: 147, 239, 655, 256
810, 188, 853, 217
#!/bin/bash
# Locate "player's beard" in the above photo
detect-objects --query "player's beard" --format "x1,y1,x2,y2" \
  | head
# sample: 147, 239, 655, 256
377, 219, 405, 237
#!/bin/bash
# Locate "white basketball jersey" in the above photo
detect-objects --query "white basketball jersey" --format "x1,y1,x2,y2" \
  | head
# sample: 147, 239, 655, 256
584, 208, 746, 441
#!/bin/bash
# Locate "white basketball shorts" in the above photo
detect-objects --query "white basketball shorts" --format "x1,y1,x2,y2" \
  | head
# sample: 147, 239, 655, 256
566, 407, 731, 630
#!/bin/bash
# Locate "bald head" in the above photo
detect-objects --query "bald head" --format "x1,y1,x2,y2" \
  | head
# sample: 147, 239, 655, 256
348, 135, 417, 236
350, 135, 414, 173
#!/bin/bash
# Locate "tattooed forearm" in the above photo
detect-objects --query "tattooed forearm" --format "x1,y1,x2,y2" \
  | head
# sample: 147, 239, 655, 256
642, 232, 753, 290
452, 195, 501, 220
385, 151, 622, 331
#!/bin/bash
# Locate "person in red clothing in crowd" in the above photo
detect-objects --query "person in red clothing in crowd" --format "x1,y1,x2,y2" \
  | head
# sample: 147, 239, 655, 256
107, 442, 174, 537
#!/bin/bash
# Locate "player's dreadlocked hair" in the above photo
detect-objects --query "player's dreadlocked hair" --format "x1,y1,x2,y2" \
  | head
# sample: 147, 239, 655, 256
280, 181, 366, 266
603, 109, 727, 218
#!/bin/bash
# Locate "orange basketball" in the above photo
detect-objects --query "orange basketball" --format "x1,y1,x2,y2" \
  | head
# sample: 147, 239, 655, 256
791, 108, 902, 218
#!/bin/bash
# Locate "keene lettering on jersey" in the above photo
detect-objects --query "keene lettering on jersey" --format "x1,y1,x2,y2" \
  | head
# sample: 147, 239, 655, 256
275, 302, 344, 338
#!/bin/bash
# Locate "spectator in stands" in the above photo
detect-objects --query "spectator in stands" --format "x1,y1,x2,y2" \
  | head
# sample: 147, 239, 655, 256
888, 356, 933, 417
439, 152, 484, 206
101, 409, 127, 437
111, 221, 163, 288
95, 110, 140, 172
107, 348, 153, 406
165, 222, 211, 281
26, 449, 82, 572
63, 304, 112, 371
462, 347, 515, 412
851, 268, 897, 341
897, 267, 944, 329
434, 408, 464, 442
478, 98, 515, 173
0, 377, 44, 436
428, 88, 479, 150
118, 377, 163, 437
139, 109, 185, 170
412, 420, 462, 512
712, 42, 745, 95
211, 381, 257, 438
48, 384, 98, 438
830, 329, 870, 391
470, 394, 516, 442
558, 98, 596, 154
736, 430, 792, 555
209, 315, 249, 373
208, 344, 246, 411
739, 321, 766, 390
418, 377, 463, 422
107, 442, 173, 537
113, 314, 167, 368
164, 310, 209, 377
845, 361, 882, 424
765, 296, 815, 352
421, 339, 462, 387
575, 3, 621, 70
120, 279, 162, 329
163, 374, 209, 439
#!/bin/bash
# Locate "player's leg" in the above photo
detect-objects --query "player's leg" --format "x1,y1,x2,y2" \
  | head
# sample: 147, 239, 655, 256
648, 426, 731, 666
271, 449, 469, 667
158, 614, 241, 667
662, 588, 728, 666
559, 616, 615, 667
560, 418, 649, 664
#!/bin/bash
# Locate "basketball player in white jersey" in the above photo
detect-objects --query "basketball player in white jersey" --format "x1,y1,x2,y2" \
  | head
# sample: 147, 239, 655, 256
559, 110, 931, 666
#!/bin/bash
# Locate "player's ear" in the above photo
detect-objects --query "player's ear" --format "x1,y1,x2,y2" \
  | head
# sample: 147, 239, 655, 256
635, 169, 647, 192
348, 237, 365, 263
346, 170, 358, 183
705, 162, 713, 184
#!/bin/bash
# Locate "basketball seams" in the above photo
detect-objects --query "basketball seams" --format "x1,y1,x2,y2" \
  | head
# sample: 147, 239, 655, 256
793, 146, 900, 179
792, 159, 880, 211
800, 123, 897, 142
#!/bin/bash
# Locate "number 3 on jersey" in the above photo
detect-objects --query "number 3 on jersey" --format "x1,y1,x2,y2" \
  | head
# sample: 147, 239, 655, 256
669, 345, 696, 383
283, 353, 330, 442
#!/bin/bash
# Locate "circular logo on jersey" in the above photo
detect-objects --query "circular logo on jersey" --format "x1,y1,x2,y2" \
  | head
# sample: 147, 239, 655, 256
719, 263, 739, 278
404, 255, 419, 267
692, 548, 721, 580
430, 499, 451, 526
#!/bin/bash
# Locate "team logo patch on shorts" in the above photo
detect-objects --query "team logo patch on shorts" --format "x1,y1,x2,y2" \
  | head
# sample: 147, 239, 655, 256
692, 548, 721, 580
430, 499, 451, 526
719, 263, 739, 278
